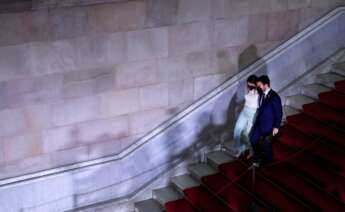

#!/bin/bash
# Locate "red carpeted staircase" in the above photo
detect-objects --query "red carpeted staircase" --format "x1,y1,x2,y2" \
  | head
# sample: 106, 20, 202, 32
135, 70, 345, 211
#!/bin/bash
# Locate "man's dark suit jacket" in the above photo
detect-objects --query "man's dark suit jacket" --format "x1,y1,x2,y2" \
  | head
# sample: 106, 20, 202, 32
255, 89, 283, 134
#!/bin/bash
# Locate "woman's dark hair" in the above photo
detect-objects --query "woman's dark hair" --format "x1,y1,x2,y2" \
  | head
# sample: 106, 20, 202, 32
257, 75, 270, 86
247, 75, 258, 84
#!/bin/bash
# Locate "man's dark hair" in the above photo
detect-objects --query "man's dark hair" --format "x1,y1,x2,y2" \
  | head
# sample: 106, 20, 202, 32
247, 75, 258, 84
258, 75, 270, 86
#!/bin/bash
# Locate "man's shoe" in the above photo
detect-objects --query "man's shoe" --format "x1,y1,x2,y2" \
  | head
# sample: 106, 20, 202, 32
252, 162, 260, 168
248, 162, 260, 170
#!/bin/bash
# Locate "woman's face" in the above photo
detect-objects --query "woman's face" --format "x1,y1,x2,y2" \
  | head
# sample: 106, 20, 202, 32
247, 82, 256, 90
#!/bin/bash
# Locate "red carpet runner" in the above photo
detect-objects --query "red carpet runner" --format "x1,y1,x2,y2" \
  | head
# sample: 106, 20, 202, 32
164, 80, 345, 211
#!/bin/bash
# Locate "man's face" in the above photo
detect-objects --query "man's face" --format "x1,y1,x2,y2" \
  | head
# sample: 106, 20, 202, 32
256, 81, 268, 92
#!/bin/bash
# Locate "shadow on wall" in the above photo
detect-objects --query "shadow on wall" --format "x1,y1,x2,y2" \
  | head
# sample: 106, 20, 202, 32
18, 44, 268, 212
239, 44, 261, 70
218, 44, 267, 143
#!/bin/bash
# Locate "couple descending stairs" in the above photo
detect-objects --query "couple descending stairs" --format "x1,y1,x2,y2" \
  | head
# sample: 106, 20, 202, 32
135, 59, 345, 211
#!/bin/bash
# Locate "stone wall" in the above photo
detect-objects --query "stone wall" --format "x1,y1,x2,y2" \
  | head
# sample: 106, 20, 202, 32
0, 0, 344, 179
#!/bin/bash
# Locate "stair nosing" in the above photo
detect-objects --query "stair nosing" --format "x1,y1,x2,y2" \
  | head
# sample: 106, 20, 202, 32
153, 185, 183, 206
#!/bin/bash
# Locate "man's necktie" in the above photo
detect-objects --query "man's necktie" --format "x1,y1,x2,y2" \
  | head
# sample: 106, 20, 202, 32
260, 94, 264, 107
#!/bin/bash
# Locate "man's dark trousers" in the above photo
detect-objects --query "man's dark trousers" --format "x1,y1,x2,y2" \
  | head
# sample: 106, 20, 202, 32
250, 127, 273, 164
250, 89, 282, 164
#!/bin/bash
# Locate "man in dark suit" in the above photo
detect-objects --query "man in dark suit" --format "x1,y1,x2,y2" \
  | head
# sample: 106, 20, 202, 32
250, 75, 283, 167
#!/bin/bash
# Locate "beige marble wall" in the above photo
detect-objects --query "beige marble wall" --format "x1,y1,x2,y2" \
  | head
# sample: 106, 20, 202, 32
0, 0, 344, 179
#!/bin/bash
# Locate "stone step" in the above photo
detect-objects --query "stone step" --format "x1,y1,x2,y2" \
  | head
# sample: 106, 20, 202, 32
301, 83, 331, 99
171, 174, 200, 192
222, 141, 234, 153
285, 95, 315, 110
333, 62, 345, 73
332, 64, 345, 77
153, 186, 183, 205
134, 199, 164, 212
316, 72, 345, 88
206, 151, 235, 169
283, 105, 300, 121
188, 163, 217, 180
